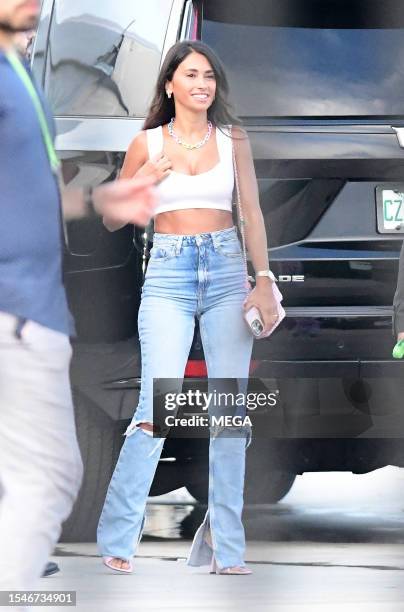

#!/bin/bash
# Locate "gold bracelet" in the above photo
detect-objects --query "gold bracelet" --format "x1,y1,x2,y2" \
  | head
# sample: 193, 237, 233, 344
255, 269, 276, 281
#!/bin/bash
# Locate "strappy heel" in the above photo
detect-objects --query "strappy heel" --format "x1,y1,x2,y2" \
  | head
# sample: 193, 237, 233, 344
204, 531, 252, 575
209, 554, 252, 575
102, 556, 133, 574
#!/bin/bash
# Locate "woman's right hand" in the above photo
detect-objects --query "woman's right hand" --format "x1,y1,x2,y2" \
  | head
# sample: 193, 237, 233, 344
397, 332, 404, 342
136, 152, 172, 183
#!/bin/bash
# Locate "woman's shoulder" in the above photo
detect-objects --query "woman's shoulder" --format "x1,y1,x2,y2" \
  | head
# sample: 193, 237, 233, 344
217, 123, 232, 136
127, 129, 148, 154
229, 125, 251, 161
120, 130, 148, 178
135, 125, 163, 146
145, 124, 164, 133
231, 125, 248, 138
217, 123, 247, 138
128, 126, 163, 149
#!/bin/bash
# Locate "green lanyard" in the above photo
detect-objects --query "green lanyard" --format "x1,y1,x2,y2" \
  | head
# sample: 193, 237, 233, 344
6, 50, 60, 174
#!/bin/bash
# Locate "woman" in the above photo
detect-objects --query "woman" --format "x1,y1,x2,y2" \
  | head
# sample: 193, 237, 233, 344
97, 40, 278, 575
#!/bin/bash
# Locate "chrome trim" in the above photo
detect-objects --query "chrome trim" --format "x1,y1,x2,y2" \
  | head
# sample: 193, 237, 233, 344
392, 127, 404, 148
55, 117, 144, 151
103, 378, 142, 390
269, 242, 401, 261
284, 306, 393, 318
30, 0, 54, 60
30, 0, 54, 77
180, 0, 194, 40
161, 0, 186, 68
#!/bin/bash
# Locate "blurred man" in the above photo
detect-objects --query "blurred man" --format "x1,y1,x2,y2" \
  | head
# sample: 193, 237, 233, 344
0, 1, 155, 607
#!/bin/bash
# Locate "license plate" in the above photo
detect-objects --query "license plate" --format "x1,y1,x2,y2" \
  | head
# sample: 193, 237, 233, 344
376, 185, 404, 233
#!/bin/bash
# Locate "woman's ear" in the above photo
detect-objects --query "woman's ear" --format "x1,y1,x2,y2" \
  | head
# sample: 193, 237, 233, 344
165, 80, 173, 99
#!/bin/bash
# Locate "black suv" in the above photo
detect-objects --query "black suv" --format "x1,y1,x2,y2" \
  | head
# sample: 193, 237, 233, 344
33, 0, 404, 541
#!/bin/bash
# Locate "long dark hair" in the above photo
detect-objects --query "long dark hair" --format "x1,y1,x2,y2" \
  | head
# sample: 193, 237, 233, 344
143, 40, 243, 137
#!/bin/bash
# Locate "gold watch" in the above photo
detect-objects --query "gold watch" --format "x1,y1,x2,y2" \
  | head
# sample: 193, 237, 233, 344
255, 269, 276, 282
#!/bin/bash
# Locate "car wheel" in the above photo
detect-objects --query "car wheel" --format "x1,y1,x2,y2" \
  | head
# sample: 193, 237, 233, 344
244, 437, 296, 503
184, 442, 296, 505
61, 390, 124, 542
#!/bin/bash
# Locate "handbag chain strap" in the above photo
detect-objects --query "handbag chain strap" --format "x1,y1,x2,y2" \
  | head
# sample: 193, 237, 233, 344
231, 127, 254, 288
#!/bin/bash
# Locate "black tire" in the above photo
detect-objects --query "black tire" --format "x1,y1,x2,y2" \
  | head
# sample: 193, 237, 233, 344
244, 468, 296, 504
185, 479, 208, 504
61, 390, 124, 542
185, 470, 296, 505
185, 440, 296, 505
245, 436, 296, 503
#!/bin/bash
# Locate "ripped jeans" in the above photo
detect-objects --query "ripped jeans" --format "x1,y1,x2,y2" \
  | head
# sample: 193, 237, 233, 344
96, 226, 254, 569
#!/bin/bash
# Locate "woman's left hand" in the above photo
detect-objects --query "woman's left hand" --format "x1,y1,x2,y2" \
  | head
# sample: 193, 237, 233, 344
243, 282, 279, 334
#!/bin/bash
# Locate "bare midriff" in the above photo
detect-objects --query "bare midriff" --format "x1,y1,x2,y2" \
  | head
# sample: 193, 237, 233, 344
154, 208, 234, 235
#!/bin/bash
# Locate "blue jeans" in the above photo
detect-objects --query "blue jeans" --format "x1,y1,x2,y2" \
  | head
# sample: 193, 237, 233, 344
96, 226, 254, 569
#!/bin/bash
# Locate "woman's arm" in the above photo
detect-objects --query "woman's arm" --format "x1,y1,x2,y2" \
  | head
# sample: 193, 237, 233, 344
232, 126, 270, 274
103, 131, 148, 231
103, 131, 171, 232
232, 126, 279, 329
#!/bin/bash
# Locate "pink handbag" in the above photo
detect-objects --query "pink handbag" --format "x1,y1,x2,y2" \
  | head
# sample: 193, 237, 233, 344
231, 131, 286, 339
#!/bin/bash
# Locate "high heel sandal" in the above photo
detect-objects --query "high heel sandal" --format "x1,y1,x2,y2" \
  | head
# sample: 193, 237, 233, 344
102, 556, 133, 574
210, 554, 252, 575
204, 532, 252, 575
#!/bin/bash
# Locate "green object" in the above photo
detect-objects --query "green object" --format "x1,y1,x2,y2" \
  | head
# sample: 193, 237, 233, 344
392, 339, 404, 359
5, 50, 60, 173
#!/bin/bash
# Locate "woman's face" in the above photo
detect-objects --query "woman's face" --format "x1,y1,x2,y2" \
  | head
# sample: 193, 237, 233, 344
166, 51, 217, 113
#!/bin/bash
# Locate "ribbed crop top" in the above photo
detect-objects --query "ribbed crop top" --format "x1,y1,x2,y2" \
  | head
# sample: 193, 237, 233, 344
146, 124, 234, 216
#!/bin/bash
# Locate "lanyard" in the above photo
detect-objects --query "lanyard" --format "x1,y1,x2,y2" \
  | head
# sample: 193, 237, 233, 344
5, 50, 60, 174
5, 50, 68, 248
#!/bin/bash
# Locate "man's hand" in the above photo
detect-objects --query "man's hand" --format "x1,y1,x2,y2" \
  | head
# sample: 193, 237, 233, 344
93, 175, 156, 230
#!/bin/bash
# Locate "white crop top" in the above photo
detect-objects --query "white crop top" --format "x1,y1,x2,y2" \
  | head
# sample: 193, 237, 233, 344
145, 124, 234, 216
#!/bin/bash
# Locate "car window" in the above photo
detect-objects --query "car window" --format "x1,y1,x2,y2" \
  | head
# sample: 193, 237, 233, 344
60, 150, 133, 263
45, 0, 173, 117
202, 0, 404, 118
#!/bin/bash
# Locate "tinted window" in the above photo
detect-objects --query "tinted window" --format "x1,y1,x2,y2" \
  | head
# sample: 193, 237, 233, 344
46, 0, 173, 117
202, 0, 404, 117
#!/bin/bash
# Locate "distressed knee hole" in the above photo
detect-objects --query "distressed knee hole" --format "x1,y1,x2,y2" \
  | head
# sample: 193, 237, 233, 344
124, 421, 155, 438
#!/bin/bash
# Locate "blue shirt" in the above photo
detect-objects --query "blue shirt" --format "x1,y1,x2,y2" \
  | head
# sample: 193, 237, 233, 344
0, 51, 74, 336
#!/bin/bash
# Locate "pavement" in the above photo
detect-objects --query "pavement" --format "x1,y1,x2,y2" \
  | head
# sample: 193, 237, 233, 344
31, 468, 404, 611
39, 540, 404, 612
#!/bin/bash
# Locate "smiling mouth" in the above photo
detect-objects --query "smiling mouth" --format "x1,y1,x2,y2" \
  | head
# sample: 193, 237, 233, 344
192, 94, 209, 100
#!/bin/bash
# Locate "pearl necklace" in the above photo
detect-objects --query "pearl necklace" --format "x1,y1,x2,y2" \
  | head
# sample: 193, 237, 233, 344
168, 117, 213, 150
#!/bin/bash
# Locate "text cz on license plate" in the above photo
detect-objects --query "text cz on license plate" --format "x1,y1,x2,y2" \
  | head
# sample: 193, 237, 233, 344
376, 185, 404, 233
